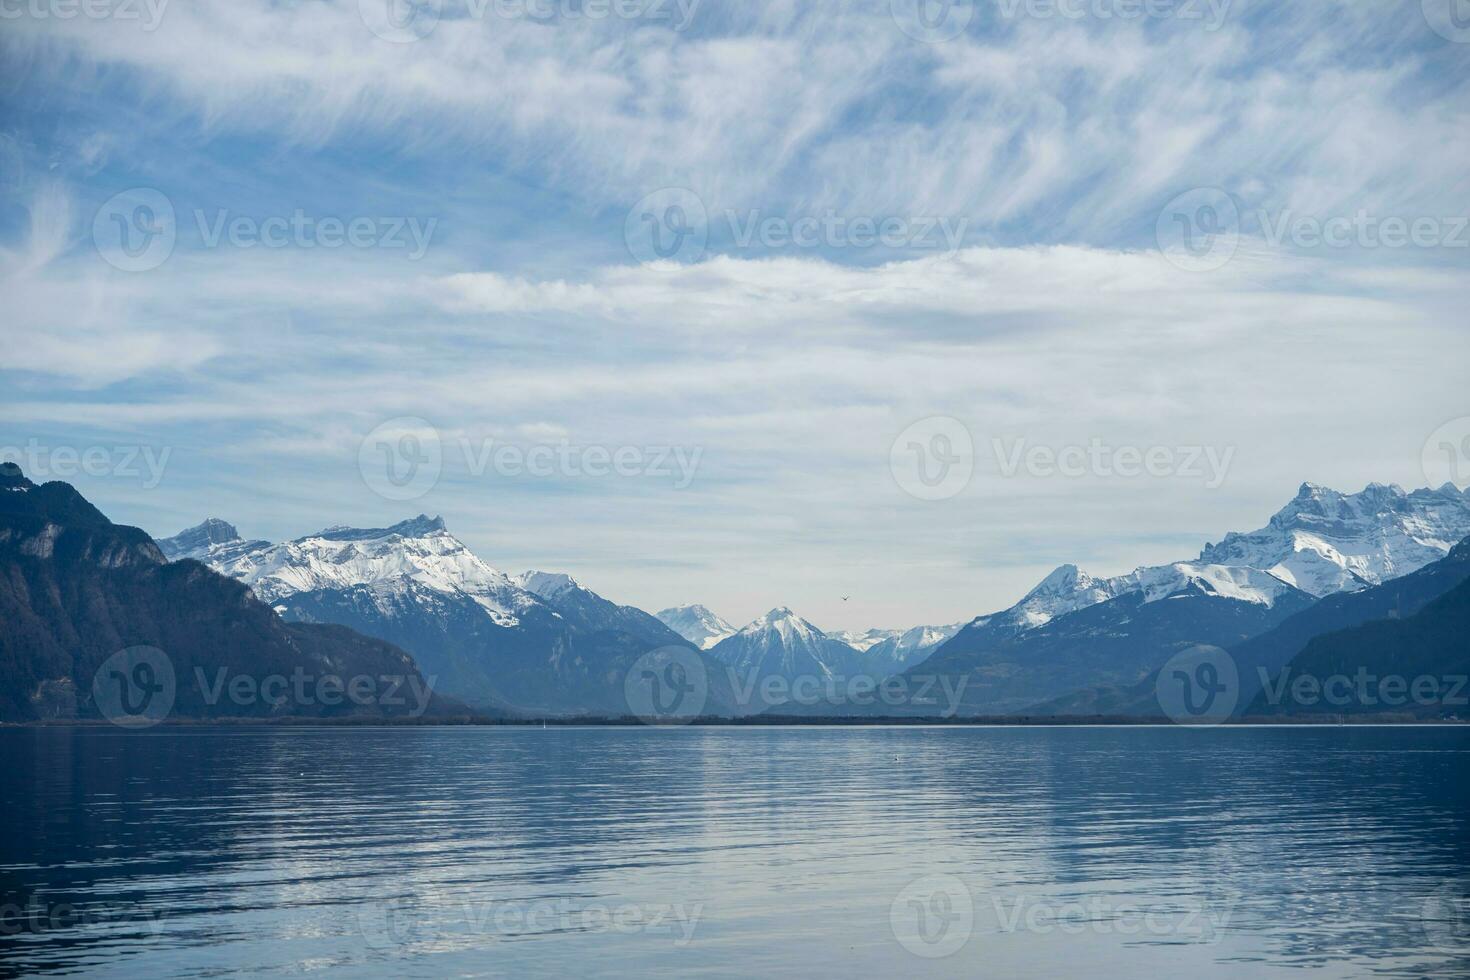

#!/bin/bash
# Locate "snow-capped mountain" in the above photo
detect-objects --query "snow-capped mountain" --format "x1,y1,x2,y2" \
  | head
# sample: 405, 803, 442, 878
959, 482, 1470, 642
158, 517, 695, 714
163, 515, 538, 627
833, 623, 964, 672
708, 608, 868, 684
159, 517, 271, 565
1197, 482, 1470, 596
656, 604, 737, 650
514, 570, 691, 649
900, 481, 1470, 717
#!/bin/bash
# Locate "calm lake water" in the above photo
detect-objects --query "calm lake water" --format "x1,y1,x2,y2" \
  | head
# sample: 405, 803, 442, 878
2, 726, 1468, 978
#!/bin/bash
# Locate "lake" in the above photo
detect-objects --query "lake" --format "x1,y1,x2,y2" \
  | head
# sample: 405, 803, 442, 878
2, 726, 1467, 977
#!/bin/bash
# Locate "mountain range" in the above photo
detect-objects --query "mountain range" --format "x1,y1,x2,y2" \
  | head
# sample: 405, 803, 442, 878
159, 516, 706, 716
891, 482, 1470, 717
5, 464, 1467, 723
0, 464, 454, 723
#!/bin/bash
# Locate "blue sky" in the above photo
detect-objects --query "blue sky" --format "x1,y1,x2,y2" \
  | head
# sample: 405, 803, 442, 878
2, 0, 1468, 631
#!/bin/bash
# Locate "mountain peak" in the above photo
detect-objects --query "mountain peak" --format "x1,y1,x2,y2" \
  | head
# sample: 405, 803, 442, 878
311, 515, 448, 541
1023, 564, 1086, 599
515, 570, 579, 598
656, 604, 736, 649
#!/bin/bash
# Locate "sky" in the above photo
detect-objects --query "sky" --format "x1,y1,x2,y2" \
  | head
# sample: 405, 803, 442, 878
1, 0, 1468, 633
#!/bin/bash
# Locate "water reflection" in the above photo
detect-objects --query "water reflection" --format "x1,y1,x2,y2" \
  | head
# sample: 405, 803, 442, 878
2, 726, 1467, 977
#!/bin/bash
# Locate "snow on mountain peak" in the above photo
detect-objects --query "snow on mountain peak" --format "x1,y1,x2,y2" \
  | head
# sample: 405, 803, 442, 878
971, 481, 1470, 641
514, 571, 579, 599
655, 604, 736, 650
180, 515, 535, 627
311, 515, 448, 540
1203, 481, 1470, 597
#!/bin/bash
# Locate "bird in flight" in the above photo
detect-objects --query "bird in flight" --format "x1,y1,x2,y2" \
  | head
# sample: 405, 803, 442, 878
841, 595, 850, 601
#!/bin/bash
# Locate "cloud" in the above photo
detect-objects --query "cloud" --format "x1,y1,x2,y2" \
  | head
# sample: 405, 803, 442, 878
2, 0, 1468, 628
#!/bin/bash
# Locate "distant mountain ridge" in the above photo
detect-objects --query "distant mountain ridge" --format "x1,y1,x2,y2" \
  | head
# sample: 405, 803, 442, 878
656, 604, 737, 650
707, 608, 869, 695
0, 467, 452, 723
887, 482, 1470, 717
1031, 536, 1470, 719
161, 516, 697, 715
950, 483, 1470, 650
